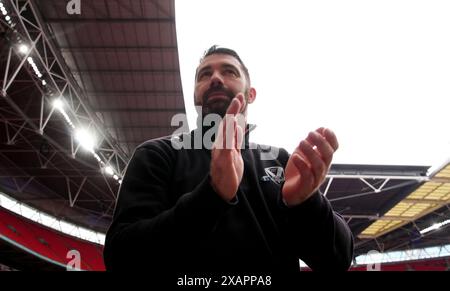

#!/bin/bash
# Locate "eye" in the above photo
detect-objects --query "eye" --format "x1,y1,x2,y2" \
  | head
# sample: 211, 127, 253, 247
197, 70, 211, 81
223, 68, 238, 77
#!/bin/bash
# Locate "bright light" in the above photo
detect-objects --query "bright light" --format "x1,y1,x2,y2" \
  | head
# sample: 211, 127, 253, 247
104, 166, 114, 176
5, 15, 10, 21
175, 0, 450, 167
113, 175, 119, 180
26, 56, 44, 79
52, 98, 64, 111
93, 153, 102, 162
432, 224, 440, 230
75, 129, 96, 152
420, 219, 450, 234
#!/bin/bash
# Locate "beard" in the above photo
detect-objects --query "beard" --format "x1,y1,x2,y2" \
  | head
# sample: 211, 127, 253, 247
199, 85, 246, 118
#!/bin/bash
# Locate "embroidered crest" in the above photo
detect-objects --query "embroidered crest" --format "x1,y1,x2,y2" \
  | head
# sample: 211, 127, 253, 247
261, 166, 285, 184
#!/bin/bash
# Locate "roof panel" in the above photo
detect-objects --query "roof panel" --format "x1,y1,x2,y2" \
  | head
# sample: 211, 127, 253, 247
85, 0, 108, 18
125, 23, 139, 46
162, 50, 175, 69
135, 23, 149, 46
50, 23, 69, 47
142, 0, 167, 18
92, 74, 106, 91
106, 0, 121, 18
159, 23, 174, 46
120, 0, 140, 19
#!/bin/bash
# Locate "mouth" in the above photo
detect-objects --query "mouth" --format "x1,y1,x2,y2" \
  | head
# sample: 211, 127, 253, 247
206, 93, 230, 104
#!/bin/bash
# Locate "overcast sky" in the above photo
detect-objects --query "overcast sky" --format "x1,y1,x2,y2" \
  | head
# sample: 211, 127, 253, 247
175, 0, 450, 168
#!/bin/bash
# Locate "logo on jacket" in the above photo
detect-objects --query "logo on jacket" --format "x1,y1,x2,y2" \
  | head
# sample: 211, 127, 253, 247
261, 167, 285, 184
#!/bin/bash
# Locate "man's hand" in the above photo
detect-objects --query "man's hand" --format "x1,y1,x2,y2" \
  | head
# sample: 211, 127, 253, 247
210, 94, 245, 202
282, 128, 339, 207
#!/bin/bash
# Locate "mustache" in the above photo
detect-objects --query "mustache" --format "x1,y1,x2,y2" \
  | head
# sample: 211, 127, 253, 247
202, 86, 235, 104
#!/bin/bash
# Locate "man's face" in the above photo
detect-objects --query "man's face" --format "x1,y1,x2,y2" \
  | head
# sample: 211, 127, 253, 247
194, 53, 255, 117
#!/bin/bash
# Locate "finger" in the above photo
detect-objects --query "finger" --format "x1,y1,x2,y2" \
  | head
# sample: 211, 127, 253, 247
323, 128, 339, 151
235, 93, 245, 111
224, 115, 236, 150
218, 114, 230, 150
306, 131, 335, 165
226, 94, 243, 116
292, 145, 311, 169
213, 117, 224, 150
317, 127, 339, 151
235, 123, 244, 152
291, 153, 314, 187
299, 140, 326, 184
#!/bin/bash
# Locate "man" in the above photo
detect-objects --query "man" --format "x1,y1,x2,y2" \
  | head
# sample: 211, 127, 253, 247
103, 45, 354, 272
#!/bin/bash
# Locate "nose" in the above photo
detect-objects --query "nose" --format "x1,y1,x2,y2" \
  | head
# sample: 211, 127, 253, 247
209, 70, 224, 88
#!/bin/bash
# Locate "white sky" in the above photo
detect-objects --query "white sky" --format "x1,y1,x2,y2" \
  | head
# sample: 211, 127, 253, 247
175, 0, 450, 167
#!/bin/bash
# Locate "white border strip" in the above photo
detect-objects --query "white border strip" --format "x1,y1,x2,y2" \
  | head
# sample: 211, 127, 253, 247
299, 244, 450, 269
354, 244, 450, 266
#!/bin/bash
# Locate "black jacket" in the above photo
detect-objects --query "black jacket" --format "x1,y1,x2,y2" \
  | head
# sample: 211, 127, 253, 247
103, 129, 354, 272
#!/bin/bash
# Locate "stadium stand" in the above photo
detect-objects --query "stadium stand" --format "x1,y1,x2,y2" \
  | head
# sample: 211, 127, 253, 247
0, 206, 105, 271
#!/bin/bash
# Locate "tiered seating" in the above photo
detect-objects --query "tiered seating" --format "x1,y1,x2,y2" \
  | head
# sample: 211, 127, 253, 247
0, 206, 105, 270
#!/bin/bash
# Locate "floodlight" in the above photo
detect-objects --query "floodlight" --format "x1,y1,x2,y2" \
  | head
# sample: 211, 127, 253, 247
75, 129, 96, 152
104, 166, 114, 176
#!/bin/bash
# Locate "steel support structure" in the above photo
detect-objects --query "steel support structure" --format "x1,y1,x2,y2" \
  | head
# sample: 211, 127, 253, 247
0, 0, 128, 207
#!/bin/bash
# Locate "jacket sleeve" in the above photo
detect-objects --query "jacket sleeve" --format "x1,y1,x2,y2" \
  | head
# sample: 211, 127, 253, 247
278, 148, 354, 271
103, 140, 234, 270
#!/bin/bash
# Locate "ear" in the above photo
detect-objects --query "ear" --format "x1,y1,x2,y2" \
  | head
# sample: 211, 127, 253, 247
247, 87, 256, 104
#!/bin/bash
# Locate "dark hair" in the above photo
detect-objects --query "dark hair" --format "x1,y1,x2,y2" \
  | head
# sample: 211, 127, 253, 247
198, 45, 251, 84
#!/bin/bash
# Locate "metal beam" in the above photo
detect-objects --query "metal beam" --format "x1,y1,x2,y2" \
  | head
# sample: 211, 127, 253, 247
86, 90, 183, 96
73, 69, 179, 74
67, 176, 87, 207
322, 177, 334, 196
329, 180, 419, 202
0, 151, 95, 204
341, 214, 412, 221
0, 174, 105, 178
0, 118, 118, 206
1, 92, 97, 172
93, 107, 184, 113
2, 34, 41, 93
104, 125, 177, 129
60, 46, 177, 53
116, 140, 152, 144
45, 17, 175, 23
327, 174, 429, 182
360, 178, 390, 193
5, 0, 129, 178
